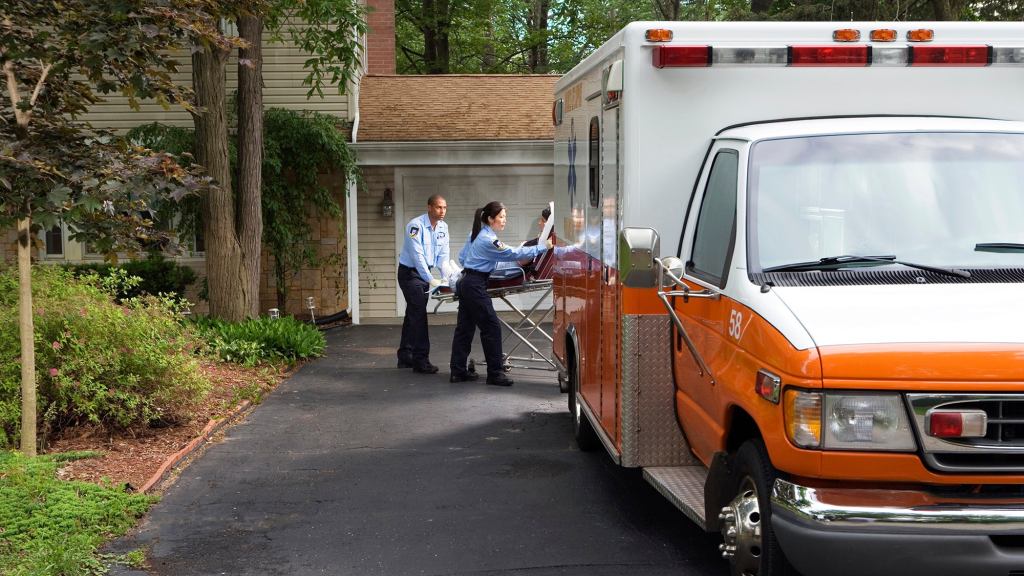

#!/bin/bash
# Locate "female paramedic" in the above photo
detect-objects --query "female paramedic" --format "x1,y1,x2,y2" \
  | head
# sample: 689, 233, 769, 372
449, 201, 552, 386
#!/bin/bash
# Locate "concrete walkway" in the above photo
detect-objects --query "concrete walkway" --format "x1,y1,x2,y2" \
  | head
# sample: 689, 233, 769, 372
110, 324, 724, 576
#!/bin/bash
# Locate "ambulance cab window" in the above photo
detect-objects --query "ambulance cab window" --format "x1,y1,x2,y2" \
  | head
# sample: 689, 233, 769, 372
588, 116, 599, 207
689, 150, 738, 286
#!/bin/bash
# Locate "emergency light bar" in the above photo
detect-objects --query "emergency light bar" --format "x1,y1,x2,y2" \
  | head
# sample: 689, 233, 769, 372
652, 44, 1024, 68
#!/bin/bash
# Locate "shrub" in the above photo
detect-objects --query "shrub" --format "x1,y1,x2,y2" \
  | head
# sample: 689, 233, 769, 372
194, 316, 326, 366
0, 451, 154, 576
0, 266, 210, 446
62, 252, 197, 300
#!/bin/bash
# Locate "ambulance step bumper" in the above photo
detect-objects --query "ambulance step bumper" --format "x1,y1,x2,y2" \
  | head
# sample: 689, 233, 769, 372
643, 466, 708, 527
771, 478, 1024, 576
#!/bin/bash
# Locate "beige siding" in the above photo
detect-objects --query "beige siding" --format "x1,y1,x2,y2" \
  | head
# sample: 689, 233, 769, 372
80, 24, 352, 132
357, 167, 397, 319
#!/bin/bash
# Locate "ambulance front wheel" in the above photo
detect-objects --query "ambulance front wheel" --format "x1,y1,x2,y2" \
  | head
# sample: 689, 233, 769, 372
720, 439, 796, 576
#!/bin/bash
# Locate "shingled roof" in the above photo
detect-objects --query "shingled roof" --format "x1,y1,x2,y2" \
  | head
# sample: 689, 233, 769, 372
357, 74, 559, 142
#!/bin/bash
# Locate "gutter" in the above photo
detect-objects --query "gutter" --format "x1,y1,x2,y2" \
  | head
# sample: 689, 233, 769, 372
345, 31, 365, 325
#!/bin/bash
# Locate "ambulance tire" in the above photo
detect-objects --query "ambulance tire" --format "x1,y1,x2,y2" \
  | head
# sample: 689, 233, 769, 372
569, 366, 599, 452
725, 439, 796, 576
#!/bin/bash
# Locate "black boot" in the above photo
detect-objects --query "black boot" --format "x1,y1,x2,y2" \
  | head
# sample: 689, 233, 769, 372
486, 373, 514, 387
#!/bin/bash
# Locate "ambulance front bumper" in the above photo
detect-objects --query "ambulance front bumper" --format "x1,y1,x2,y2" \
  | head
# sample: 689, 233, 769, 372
770, 479, 1024, 576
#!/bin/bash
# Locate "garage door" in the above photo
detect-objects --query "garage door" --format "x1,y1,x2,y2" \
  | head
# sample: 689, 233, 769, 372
396, 166, 553, 315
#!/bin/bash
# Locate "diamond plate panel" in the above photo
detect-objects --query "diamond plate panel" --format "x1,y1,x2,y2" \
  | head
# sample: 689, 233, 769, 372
643, 466, 708, 527
621, 314, 698, 468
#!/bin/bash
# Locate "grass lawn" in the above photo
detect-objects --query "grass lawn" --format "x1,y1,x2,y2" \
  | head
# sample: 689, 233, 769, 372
0, 451, 153, 576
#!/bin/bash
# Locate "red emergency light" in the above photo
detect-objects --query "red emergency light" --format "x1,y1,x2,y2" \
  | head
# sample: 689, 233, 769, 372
652, 45, 712, 68
789, 45, 870, 67
910, 45, 991, 66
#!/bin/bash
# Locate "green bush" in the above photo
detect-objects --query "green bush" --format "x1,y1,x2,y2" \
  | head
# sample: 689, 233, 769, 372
194, 316, 326, 366
0, 451, 153, 576
0, 266, 210, 446
62, 252, 197, 300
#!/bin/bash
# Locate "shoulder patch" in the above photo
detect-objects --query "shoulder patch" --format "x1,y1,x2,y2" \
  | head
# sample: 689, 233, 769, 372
492, 239, 506, 250
409, 226, 419, 238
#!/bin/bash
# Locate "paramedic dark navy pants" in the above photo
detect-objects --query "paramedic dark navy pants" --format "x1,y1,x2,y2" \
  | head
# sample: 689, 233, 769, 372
397, 265, 430, 365
450, 270, 503, 378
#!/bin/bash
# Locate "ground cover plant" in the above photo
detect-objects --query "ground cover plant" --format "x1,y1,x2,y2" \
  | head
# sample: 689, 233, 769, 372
0, 451, 153, 576
62, 253, 198, 302
193, 316, 327, 366
0, 266, 209, 449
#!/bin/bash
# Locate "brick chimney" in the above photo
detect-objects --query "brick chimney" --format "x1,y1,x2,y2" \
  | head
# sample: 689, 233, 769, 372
365, 0, 396, 74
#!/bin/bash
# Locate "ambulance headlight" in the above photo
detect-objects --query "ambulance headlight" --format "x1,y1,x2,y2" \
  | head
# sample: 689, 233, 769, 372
823, 393, 916, 451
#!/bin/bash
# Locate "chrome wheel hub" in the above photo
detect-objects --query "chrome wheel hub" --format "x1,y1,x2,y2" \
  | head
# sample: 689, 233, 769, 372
718, 480, 763, 576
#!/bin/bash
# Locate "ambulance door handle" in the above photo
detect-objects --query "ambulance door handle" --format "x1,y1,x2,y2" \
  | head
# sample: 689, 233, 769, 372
657, 289, 715, 385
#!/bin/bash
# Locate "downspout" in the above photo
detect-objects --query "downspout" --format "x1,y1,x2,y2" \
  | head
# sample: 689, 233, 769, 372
346, 30, 365, 325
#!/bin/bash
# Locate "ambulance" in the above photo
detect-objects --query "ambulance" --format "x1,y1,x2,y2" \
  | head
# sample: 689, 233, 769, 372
551, 22, 1024, 576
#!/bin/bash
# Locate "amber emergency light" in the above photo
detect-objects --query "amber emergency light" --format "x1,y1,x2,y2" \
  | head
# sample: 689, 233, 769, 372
832, 29, 861, 42
645, 28, 673, 42
907, 29, 935, 42
870, 29, 898, 42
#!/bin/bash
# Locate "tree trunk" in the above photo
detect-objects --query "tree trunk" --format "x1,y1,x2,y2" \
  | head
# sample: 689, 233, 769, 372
527, 0, 549, 73
482, 17, 495, 71
751, 0, 773, 15
422, 0, 450, 73
192, 38, 250, 322
930, 0, 965, 19
17, 217, 36, 456
237, 14, 264, 318
655, 0, 682, 19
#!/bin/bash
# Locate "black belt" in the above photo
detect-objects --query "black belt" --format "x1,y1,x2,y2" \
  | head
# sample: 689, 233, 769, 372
463, 268, 490, 277
398, 264, 416, 272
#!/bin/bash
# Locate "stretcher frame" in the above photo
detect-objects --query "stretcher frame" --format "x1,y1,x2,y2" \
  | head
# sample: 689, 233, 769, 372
431, 274, 557, 373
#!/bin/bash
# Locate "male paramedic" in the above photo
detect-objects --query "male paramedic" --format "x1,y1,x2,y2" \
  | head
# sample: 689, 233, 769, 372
397, 194, 449, 374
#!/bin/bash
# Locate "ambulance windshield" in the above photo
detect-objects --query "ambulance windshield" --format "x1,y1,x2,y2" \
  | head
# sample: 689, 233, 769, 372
749, 132, 1024, 272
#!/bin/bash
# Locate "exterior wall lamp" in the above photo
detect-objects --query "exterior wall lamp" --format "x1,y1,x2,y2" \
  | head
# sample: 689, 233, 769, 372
382, 187, 394, 218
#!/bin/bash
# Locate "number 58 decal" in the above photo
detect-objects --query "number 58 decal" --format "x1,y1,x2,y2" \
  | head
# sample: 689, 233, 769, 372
728, 309, 743, 341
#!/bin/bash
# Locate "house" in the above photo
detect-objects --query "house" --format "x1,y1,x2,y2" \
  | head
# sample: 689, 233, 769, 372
4, 0, 558, 324
351, 73, 557, 323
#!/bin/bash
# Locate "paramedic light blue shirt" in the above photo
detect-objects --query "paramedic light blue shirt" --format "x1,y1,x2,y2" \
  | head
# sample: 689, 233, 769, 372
399, 213, 450, 283
459, 225, 545, 273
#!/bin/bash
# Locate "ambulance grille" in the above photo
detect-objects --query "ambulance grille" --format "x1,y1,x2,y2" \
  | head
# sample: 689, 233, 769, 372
750, 267, 1024, 287
907, 394, 1024, 474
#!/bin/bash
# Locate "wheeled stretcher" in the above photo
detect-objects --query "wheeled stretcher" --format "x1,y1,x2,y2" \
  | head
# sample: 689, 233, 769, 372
430, 208, 558, 373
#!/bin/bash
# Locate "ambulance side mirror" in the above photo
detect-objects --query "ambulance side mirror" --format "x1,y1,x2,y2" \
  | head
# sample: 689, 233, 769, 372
619, 227, 660, 288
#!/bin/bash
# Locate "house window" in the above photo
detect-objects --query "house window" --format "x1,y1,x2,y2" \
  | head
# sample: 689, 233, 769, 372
43, 224, 64, 258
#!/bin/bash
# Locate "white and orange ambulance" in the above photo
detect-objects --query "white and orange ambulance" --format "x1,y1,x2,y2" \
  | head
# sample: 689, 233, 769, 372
552, 21, 1024, 576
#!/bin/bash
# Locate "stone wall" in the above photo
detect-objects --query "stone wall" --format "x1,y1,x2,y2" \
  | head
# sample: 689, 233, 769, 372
258, 171, 349, 320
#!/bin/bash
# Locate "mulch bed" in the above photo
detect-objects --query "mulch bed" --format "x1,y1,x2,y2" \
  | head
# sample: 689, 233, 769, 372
48, 360, 290, 491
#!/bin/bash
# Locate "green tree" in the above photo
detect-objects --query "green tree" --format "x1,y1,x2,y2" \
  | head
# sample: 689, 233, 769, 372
1, 0, 223, 455
397, 0, 1003, 75
191, 0, 366, 321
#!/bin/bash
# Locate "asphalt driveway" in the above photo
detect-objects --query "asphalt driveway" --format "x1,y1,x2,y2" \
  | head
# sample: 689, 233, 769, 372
110, 323, 725, 576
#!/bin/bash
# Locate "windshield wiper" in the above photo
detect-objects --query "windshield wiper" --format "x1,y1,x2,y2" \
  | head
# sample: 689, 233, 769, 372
975, 243, 1024, 253
762, 254, 971, 279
